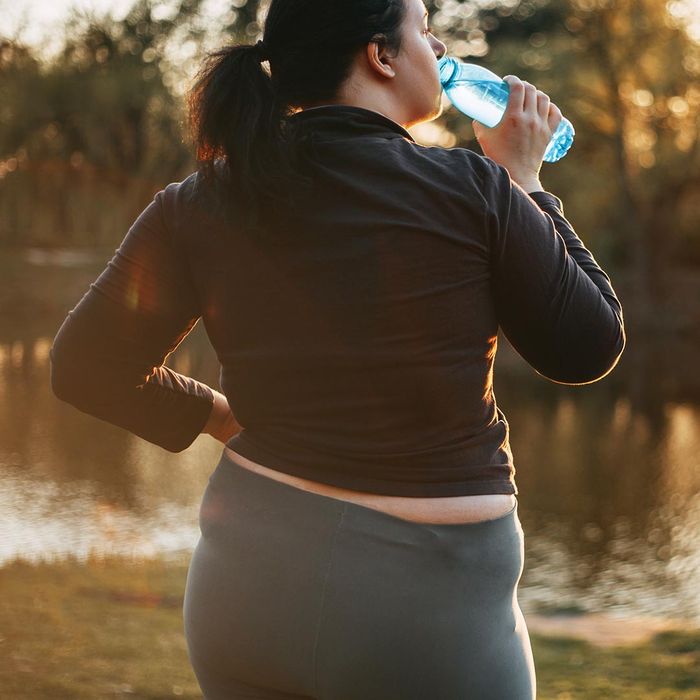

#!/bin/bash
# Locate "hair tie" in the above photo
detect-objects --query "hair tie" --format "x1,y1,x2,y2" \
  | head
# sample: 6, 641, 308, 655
254, 39, 270, 62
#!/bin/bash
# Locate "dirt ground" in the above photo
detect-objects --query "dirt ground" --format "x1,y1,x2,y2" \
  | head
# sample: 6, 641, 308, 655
525, 610, 697, 647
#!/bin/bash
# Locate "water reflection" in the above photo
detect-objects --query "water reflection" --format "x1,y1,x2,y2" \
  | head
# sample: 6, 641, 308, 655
1, 274, 699, 623
0, 464, 206, 562
493, 364, 700, 622
0, 327, 224, 564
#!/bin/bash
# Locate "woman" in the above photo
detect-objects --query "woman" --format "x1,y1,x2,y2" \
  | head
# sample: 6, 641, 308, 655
50, 0, 626, 697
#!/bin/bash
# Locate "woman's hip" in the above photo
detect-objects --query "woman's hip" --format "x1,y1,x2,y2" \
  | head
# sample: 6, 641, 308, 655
183, 448, 535, 699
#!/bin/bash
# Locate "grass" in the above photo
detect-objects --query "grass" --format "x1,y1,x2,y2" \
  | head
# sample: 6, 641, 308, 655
1, 555, 200, 699
1, 556, 699, 699
533, 630, 700, 699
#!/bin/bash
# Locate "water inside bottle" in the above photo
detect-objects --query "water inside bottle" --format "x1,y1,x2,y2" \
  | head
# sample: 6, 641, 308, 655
543, 118, 575, 162
443, 79, 509, 128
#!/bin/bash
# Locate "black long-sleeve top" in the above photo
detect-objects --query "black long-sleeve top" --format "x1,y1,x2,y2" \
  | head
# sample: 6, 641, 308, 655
50, 104, 626, 497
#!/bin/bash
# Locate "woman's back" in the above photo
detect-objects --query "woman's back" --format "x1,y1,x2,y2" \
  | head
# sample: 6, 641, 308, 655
186, 104, 516, 496
50, 103, 624, 500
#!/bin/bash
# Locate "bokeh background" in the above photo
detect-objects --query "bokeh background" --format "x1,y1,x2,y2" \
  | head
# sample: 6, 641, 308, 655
1, 0, 699, 697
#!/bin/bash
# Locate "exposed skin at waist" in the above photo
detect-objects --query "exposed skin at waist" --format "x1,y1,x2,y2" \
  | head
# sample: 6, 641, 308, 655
224, 446, 516, 525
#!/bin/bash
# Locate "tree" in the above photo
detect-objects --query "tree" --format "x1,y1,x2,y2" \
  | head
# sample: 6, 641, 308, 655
0, 0, 209, 244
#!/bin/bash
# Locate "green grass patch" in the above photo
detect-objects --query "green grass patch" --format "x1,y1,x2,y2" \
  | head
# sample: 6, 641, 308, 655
1, 555, 699, 699
532, 627, 700, 699
1, 555, 199, 699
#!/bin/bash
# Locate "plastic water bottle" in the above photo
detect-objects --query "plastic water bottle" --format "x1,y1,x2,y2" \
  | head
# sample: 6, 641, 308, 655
437, 55, 575, 163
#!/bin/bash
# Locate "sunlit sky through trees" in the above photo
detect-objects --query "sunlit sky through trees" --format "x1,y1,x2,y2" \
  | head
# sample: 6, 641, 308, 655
2, 0, 241, 58
4, 0, 700, 56
3, 0, 134, 49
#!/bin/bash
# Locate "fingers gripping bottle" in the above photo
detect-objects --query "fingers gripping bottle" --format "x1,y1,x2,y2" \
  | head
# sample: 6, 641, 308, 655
437, 55, 575, 163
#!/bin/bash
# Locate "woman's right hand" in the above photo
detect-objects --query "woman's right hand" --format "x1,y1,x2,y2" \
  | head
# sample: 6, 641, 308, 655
203, 390, 244, 444
472, 75, 562, 193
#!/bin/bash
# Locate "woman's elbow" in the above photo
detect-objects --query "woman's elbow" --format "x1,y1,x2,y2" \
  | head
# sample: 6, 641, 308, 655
49, 307, 112, 408
49, 328, 102, 409
49, 341, 81, 405
546, 322, 626, 385
49, 315, 75, 400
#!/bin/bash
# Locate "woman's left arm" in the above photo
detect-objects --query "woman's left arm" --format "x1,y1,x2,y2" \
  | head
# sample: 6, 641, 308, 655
50, 183, 234, 452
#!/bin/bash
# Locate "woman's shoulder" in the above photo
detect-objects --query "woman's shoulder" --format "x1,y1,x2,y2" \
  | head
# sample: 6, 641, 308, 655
150, 162, 239, 249
158, 161, 232, 217
403, 139, 508, 184
395, 138, 511, 201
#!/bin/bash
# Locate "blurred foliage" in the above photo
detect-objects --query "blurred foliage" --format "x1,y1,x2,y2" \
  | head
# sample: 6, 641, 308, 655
461, 0, 700, 311
0, 0, 210, 246
0, 0, 699, 314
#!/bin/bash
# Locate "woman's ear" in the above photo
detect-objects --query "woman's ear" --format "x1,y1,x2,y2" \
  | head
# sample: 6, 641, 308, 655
365, 39, 396, 78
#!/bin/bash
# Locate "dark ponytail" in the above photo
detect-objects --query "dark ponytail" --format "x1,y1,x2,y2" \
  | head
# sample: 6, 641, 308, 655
188, 0, 406, 232
188, 42, 297, 230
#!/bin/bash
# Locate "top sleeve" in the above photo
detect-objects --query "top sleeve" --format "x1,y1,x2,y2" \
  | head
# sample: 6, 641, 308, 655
480, 158, 626, 385
49, 184, 216, 452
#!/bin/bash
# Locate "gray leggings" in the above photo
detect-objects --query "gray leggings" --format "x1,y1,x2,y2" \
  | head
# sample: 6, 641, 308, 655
183, 448, 536, 700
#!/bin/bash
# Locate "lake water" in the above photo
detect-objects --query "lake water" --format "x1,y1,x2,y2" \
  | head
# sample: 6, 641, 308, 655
2, 249, 699, 624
